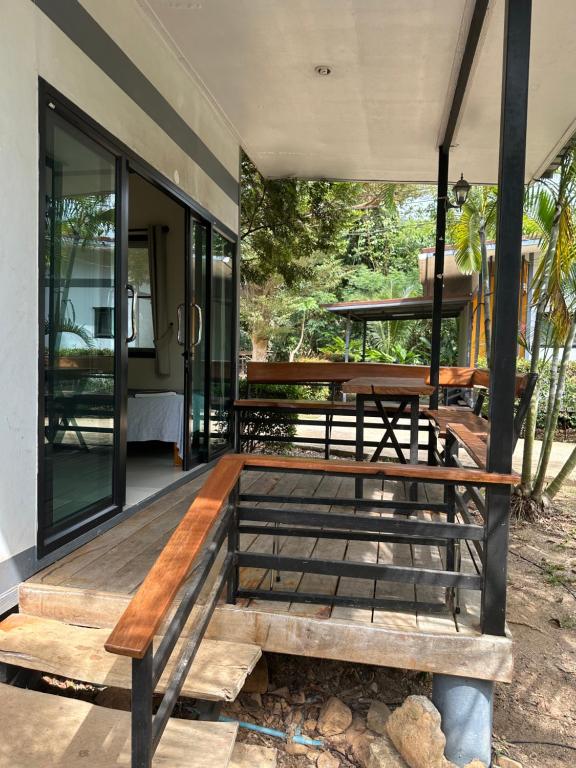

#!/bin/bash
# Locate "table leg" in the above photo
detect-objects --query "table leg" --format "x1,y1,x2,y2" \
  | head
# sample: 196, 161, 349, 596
355, 395, 365, 498
409, 396, 419, 500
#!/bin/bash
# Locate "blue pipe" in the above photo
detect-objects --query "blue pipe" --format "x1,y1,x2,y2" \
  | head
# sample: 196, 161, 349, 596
218, 715, 324, 747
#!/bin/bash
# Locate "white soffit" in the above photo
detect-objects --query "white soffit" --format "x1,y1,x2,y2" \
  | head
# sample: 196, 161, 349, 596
144, 0, 576, 185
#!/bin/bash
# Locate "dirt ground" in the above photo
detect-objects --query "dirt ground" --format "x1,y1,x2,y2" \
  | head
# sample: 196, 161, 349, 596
220, 489, 576, 768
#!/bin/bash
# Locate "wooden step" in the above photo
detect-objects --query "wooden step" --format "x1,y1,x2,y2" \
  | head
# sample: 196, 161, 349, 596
0, 683, 238, 767
0, 614, 261, 702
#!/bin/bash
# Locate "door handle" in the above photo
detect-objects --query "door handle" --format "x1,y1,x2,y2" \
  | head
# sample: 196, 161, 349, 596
126, 284, 138, 343
177, 303, 185, 346
193, 303, 203, 347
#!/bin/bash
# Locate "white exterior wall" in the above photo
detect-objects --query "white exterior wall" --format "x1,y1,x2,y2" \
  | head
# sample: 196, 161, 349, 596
0, 0, 240, 609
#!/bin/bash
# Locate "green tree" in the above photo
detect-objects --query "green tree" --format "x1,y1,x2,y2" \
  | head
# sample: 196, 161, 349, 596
521, 152, 576, 498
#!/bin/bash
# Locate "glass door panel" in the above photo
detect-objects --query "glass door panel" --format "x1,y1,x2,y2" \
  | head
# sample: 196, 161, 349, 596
42, 109, 119, 547
209, 231, 234, 455
184, 217, 208, 465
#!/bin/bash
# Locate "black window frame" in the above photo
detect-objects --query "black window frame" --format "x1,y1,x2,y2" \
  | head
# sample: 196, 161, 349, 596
127, 230, 155, 359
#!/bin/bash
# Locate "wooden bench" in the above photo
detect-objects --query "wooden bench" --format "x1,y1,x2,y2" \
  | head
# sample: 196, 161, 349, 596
423, 369, 537, 466
235, 362, 432, 458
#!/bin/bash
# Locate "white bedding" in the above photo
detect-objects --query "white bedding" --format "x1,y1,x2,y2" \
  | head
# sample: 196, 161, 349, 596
127, 393, 184, 457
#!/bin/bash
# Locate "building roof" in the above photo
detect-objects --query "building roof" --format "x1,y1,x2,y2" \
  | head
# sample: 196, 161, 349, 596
144, 0, 576, 184
322, 295, 471, 322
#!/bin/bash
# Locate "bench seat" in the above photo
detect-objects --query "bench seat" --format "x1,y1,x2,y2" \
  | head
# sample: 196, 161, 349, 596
423, 407, 488, 439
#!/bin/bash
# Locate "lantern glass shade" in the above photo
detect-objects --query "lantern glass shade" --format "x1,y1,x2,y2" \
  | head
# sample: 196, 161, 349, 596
452, 174, 471, 207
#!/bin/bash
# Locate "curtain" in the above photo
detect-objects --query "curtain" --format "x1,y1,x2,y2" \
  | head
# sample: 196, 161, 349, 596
148, 225, 172, 376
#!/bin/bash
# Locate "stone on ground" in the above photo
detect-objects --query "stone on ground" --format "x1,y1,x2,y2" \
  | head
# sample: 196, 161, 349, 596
495, 758, 523, 768
317, 753, 341, 768
463, 762, 488, 768
367, 701, 392, 735
317, 696, 353, 736
365, 736, 409, 768
386, 695, 450, 768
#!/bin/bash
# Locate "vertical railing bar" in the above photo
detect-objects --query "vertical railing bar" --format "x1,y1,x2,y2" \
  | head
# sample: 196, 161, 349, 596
227, 480, 239, 604
132, 645, 153, 768
152, 505, 231, 687
151, 556, 233, 752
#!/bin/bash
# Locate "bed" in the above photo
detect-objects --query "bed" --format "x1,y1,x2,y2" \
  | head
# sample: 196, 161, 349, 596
127, 392, 184, 459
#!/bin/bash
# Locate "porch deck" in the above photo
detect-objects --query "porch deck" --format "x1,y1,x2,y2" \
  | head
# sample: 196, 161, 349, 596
21, 467, 512, 683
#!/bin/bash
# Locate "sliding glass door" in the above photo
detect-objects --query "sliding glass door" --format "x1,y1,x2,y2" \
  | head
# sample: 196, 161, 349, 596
40, 106, 121, 552
183, 217, 208, 466
208, 231, 235, 456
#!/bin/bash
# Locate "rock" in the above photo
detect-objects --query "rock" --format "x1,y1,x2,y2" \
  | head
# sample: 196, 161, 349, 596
242, 655, 269, 693
317, 754, 341, 768
292, 690, 306, 704
245, 692, 262, 708
463, 761, 488, 768
386, 696, 448, 768
365, 736, 409, 767
270, 685, 290, 699
94, 687, 131, 711
367, 701, 392, 735
317, 697, 353, 736
304, 718, 318, 732
495, 758, 522, 768
351, 731, 377, 767
285, 740, 309, 756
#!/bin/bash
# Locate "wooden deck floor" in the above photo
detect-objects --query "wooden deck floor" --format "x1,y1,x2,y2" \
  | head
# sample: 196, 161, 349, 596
21, 466, 513, 682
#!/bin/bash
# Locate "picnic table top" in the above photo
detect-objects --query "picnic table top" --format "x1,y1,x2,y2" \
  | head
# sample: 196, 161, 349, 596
341, 376, 436, 396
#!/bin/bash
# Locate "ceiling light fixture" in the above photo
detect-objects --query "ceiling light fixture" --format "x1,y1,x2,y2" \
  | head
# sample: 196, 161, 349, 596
445, 173, 472, 210
315, 65, 332, 76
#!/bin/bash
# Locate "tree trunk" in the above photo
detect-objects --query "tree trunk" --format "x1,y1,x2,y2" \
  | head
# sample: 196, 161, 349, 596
479, 224, 491, 368
546, 442, 576, 499
251, 333, 269, 362
532, 316, 576, 500
521, 200, 563, 489
289, 312, 306, 362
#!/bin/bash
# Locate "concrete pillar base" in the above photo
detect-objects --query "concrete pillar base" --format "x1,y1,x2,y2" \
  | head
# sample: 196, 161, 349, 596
432, 673, 494, 767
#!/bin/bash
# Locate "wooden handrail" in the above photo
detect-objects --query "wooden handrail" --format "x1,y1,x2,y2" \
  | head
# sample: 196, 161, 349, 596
105, 453, 516, 659
105, 454, 244, 659
241, 454, 516, 485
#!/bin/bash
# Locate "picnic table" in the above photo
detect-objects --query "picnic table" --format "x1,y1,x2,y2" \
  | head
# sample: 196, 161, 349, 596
342, 376, 435, 497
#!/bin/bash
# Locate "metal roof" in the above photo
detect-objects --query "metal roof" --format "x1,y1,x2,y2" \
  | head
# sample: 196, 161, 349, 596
322, 295, 471, 322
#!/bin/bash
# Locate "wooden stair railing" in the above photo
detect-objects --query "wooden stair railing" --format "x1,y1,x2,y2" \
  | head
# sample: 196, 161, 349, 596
106, 454, 245, 768
105, 453, 516, 767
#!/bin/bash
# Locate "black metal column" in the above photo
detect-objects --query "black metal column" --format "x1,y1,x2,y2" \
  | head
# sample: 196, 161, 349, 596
482, 0, 532, 636
429, 149, 449, 410
361, 320, 367, 361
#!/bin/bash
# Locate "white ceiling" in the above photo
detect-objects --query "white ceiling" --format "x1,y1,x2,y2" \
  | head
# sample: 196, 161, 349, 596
143, 0, 576, 184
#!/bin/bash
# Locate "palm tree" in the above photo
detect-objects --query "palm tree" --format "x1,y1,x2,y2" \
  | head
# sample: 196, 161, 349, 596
521, 151, 576, 493
450, 186, 498, 368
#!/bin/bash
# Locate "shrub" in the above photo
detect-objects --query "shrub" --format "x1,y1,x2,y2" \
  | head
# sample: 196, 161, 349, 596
238, 381, 328, 453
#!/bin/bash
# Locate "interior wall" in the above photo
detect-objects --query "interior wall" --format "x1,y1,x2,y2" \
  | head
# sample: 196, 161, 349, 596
128, 174, 185, 392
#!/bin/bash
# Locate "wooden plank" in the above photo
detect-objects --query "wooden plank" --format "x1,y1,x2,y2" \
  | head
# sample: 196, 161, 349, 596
0, 614, 261, 701
330, 478, 382, 623
447, 424, 488, 470
0, 684, 237, 767
241, 454, 516, 486
105, 455, 244, 658
29, 476, 206, 587
371, 479, 418, 631
342, 377, 434, 396
207, 605, 513, 682
246, 361, 429, 384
